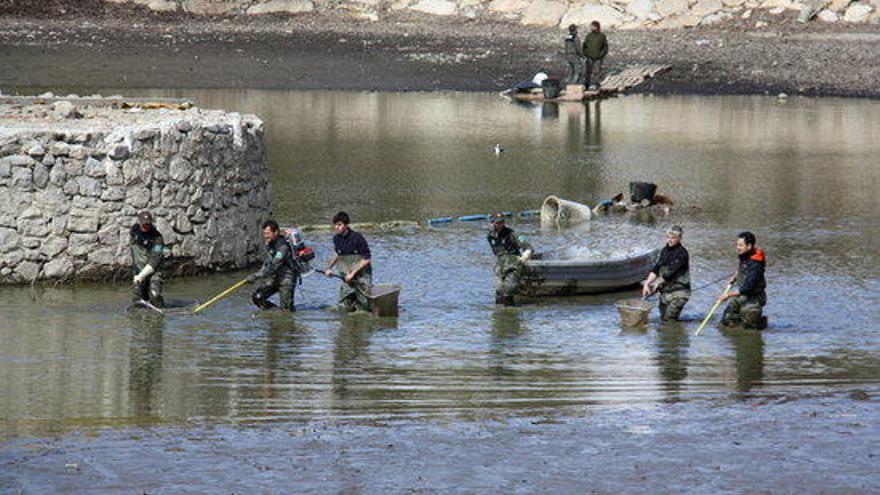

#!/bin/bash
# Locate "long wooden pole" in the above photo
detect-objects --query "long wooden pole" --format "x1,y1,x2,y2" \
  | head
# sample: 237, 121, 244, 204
695, 284, 732, 336
192, 279, 248, 314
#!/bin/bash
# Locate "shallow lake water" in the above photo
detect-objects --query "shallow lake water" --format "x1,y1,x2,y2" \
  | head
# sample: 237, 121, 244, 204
1, 91, 879, 492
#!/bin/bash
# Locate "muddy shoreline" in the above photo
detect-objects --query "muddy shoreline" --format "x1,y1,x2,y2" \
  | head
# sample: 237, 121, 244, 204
3, 394, 878, 493
1, 11, 879, 98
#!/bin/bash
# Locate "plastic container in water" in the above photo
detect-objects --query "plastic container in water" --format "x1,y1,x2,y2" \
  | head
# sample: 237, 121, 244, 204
629, 182, 657, 203
541, 78, 562, 99
616, 299, 653, 327
369, 284, 401, 317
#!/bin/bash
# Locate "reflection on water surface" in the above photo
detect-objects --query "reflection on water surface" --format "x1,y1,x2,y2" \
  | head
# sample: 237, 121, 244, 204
1, 91, 878, 440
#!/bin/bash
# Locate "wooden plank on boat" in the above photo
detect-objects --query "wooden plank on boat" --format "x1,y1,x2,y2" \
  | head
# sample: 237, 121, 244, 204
506, 64, 671, 103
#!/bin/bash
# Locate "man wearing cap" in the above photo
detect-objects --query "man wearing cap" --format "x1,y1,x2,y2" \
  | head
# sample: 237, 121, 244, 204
324, 211, 373, 312
642, 225, 691, 321
130, 210, 166, 308
719, 231, 768, 329
487, 214, 532, 306
246, 219, 299, 312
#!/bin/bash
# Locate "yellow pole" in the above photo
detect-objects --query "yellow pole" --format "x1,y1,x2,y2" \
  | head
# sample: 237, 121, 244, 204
695, 284, 732, 336
192, 279, 248, 314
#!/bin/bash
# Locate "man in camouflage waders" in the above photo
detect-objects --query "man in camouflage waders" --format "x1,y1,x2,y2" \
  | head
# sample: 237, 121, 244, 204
487, 214, 532, 306
324, 211, 372, 312
246, 219, 299, 312
130, 210, 166, 308
642, 225, 691, 321
582, 20, 608, 89
719, 231, 768, 329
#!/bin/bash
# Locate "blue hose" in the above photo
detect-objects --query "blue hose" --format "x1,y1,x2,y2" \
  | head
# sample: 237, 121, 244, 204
458, 214, 490, 222
427, 217, 454, 224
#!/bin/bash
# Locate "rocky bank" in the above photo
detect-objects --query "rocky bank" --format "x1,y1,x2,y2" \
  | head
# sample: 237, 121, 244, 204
0, 96, 271, 285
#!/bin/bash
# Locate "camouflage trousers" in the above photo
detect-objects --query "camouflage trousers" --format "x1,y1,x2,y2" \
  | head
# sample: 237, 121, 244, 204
659, 289, 690, 322
132, 272, 164, 308
252, 275, 296, 312
494, 255, 523, 305
721, 292, 767, 329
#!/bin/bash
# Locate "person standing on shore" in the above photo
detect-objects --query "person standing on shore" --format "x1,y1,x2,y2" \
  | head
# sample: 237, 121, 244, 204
487, 214, 532, 306
246, 219, 299, 312
582, 20, 608, 89
324, 211, 373, 312
718, 231, 768, 329
130, 210, 166, 308
563, 24, 585, 85
642, 225, 691, 321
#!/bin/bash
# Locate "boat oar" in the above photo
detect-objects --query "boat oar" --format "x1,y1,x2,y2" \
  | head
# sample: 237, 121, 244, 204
694, 284, 732, 336
192, 279, 248, 314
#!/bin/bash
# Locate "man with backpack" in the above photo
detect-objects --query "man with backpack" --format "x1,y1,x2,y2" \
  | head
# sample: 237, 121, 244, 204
246, 219, 300, 312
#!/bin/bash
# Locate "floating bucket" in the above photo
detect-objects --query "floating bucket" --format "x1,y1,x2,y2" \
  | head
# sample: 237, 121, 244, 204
540, 195, 592, 229
369, 284, 401, 317
615, 299, 653, 327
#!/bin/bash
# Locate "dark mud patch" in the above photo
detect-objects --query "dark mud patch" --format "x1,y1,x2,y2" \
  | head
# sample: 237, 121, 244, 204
2, 395, 878, 493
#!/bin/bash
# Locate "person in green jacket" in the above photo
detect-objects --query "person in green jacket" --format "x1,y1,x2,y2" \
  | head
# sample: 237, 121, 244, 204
130, 210, 166, 308
582, 20, 608, 89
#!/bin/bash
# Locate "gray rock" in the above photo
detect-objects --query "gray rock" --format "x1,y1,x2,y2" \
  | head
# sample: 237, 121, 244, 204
77, 177, 103, 198
12, 168, 34, 192
27, 145, 46, 158
42, 256, 74, 279
68, 233, 99, 257
52, 101, 81, 119
108, 144, 130, 161
410, 0, 458, 15
84, 157, 106, 178
247, 0, 315, 14
126, 186, 152, 208
843, 3, 872, 20
49, 141, 71, 157
816, 7, 839, 18
521, 0, 567, 25
14, 261, 42, 282
182, 0, 244, 15
560, 4, 627, 27
62, 178, 79, 196
169, 156, 193, 182
68, 209, 100, 233
0, 227, 20, 253
175, 212, 193, 233
39, 237, 68, 258
33, 163, 49, 189
101, 186, 126, 202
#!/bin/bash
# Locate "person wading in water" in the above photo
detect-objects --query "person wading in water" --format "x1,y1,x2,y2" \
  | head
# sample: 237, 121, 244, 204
642, 225, 691, 321
130, 210, 166, 308
718, 231, 768, 329
246, 219, 300, 312
487, 213, 532, 306
324, 211, 373, 312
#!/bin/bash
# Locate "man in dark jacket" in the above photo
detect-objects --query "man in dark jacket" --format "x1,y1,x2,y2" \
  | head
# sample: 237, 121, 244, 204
582, 20, 608, 89
246, 219, 299, 312
642, 225, 691, 321
563, 24, 585, 85
487, 214, 532, 306
719, 231, 768, 329
130, 210, 166, 308
324, 211, 373, 312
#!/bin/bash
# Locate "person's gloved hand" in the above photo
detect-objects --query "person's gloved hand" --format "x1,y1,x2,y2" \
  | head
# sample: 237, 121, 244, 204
245, 273, 258, 284
134, 265, 155, 285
